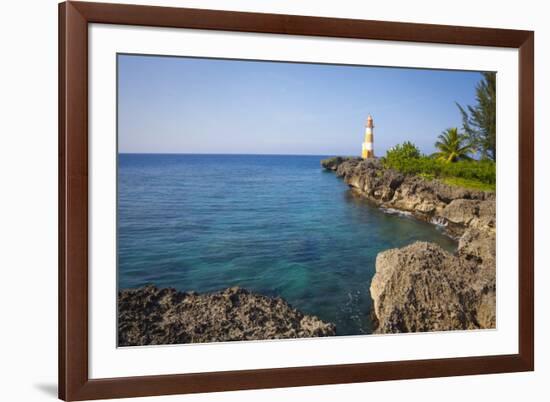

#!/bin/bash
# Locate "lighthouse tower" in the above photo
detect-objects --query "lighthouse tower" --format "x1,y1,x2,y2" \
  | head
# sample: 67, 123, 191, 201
362, 115, 375, 159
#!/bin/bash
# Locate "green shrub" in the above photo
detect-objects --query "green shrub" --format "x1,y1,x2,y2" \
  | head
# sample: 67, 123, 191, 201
381, 142, 495, 186
385, 141, 421, 161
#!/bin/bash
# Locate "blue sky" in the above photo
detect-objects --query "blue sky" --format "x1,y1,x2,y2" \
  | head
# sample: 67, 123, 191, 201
118, 54, 484, 156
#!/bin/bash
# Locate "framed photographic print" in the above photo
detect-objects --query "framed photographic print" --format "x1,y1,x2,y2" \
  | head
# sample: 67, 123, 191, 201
59, 1, 534, 400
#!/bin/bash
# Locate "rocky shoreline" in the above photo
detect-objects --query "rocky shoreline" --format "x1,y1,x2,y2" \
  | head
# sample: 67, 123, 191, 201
322, 156, 496, 333
118, 285, 336, 346
321, 157, 495, 238
118, 157, 496, 345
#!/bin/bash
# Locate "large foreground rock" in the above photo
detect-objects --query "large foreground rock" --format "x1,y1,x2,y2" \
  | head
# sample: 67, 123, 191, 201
370, 229, 496, 333
118, 285, 336, 346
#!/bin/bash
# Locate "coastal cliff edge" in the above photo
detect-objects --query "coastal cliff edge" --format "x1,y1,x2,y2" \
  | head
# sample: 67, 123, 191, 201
322, 156, 496, 333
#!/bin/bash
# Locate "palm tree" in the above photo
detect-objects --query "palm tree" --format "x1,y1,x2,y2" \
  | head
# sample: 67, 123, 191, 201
432, 128, 474, 163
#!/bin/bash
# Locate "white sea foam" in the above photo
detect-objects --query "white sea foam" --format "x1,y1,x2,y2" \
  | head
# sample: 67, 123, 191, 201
430, 216, 448, 227
380, 207, 413, 217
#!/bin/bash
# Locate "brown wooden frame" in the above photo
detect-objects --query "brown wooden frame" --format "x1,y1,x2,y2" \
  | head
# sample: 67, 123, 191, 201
59, 1, 534, 400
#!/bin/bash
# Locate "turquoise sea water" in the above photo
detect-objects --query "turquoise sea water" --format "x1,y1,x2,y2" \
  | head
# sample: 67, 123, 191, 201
118, 154, 456, 335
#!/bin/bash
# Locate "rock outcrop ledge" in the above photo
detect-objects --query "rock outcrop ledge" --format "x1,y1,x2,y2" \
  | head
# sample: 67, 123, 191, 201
321, 157, 495, 237
118, 285, 336, 346
322, 157, 496, 333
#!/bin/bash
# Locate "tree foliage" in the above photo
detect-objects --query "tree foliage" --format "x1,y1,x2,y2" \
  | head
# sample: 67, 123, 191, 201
456, 72, 496, 161
432, 127, 474, 163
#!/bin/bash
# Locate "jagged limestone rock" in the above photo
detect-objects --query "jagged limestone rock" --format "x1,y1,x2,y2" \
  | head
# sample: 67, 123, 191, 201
118, 285, 336, 346
371, 232, 495, 333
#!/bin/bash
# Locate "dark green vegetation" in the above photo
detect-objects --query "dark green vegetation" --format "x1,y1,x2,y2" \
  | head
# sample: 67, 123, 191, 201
457, 72, 496, 161
381, 73, 496, 192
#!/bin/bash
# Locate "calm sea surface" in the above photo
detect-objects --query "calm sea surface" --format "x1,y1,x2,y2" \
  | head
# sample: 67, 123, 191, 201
118, 154, 456, 335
